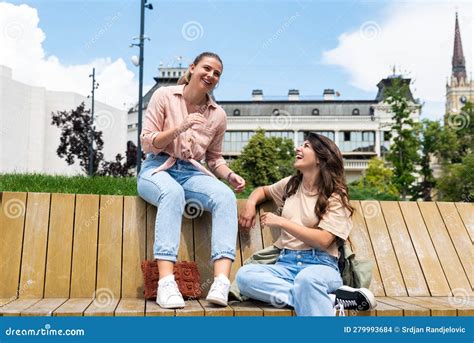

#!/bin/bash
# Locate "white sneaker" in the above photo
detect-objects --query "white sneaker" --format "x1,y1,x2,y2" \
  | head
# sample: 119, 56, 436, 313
206, 275, 230, 306
156, 277, 185, 309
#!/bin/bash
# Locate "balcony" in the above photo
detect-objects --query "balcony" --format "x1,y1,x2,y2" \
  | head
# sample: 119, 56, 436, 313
343, 159, 369, 170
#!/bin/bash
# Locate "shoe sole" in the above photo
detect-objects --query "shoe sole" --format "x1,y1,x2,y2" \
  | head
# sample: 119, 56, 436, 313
156, 300, 185, 309
206, 295, 228, 307
338, 286, 377, 310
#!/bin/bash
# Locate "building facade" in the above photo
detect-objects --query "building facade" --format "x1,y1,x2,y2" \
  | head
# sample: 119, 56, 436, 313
0, 65, 127, 175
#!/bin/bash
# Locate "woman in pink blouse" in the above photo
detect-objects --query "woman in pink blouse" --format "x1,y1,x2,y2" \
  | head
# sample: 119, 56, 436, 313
138, 52, 245, 309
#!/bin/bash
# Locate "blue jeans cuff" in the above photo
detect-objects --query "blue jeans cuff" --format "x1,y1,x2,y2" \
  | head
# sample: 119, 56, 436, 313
154, 254, 177, 263
211, 251, 235, 262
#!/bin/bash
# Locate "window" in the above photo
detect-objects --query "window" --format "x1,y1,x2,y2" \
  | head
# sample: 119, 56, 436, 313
233, 109, 241, 116
173, 71, 176, 77
362, 131, 374, 141
352, 108, 360, 115
384, 131, 391, 141
344, 132, 351, 141
312, 108, 319, 116
272, 109, 280, 116
167, 71, 171, 77
339, 131, 375, 152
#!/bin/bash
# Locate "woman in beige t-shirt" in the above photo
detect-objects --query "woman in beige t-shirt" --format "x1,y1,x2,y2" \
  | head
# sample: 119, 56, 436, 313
236, 133, 354, 316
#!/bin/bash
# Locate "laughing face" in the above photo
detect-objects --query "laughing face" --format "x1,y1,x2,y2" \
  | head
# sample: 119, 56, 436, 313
188, 56, 222, 92
294, 140, 319, 171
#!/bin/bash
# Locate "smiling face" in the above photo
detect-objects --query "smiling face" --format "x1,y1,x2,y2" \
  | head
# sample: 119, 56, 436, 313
294, 140, 319, 171
188, 56, 222, 92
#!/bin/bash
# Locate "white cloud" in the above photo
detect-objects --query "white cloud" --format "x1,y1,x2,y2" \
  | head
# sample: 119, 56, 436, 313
322, 0, 473, 120
0, 2, 138, 110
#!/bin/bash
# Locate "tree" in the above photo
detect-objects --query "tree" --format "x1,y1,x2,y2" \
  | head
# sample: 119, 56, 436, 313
97, 141, 138, 177
51, 102, 104, 174
384, 77, 420, 200
437, 152, 474, 202
351, 157, 399, 199
445, 101, 473, 162
229, 129, 294, 188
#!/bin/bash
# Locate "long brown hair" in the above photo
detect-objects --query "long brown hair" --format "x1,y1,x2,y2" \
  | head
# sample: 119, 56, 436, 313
177, 52, 223, 85
283, 132, 354, 221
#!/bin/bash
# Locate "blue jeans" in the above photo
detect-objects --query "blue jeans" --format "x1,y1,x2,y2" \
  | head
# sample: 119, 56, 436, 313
137, 153, 237, 262
236, 248, 342, 316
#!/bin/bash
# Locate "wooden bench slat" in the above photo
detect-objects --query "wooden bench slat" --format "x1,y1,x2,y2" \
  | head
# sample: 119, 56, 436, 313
21, 298, 68, 316
378, 297, 430, 316
175, 300, 204, 316
20, 193, 51, 298
373, 301, 403, 316
455, 202, 474, 242
70, 194, 99, 298
380, 202, 429, 296
422, 296, 474, 316
362, 201, 407, 296
193, 212, 214, 295
0, 192, 27, 298
437, 202, 474, 288
230, 235, 243, 283
229, 300, 264, 316
0, 298, 15, 307
0, 298, 41, 316
198, 299, 234, 316
395, 296, 457, 316
238, 199, 264, 261
253, 301, 293, 316
145, 299, 175, 316
178, 217, 195, 261
146, 204, 156, 260
350, 201, 385, 297
44, 194, 75, 298
418, 202, 472, 295
122, 196, 146, 298
115, 298, 145, 316
399, 202, 451, 296
83, 298, 120, 316
259, 202, 280, 248
96, 195, 123, 299
53, 298, 94, 316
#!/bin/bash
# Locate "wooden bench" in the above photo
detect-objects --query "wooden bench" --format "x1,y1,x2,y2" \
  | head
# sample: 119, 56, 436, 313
0, 191, 473, 316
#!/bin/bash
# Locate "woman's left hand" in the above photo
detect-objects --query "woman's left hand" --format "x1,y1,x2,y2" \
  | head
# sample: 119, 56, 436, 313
260, 212, 283, 229
228, 172, 246, 193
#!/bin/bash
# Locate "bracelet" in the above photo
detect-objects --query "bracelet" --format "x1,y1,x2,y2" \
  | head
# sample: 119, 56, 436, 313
226, 172, 234, 182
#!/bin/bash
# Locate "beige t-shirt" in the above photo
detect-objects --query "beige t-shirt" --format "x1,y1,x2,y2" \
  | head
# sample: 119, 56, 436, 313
267, 176, 352, 257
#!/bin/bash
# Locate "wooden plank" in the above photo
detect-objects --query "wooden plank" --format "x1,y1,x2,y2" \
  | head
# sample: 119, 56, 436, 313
193, 212, 214, 295
230, 235, 242, 283
70, 194, 99, 298
229, 301, 264, 316
21, 298, 67, 316
0, 298, 41, 316
0, 192, 27, 298
44, 193, 75, 298
259, 201, 280, 248
198, 299, 234, 316
253, 301, 292, 316
122, 196, 146, 298
145, 300, 175, 316
455, 202, 474, 242
19, 193, 51, 298
238, 199, 264, 261
175, 300, 204, 316
115, 298, 145, 316
373, 301, 403, 316
399, 202, 451, 296
96, 195, 123, 299
418, 202, 472, 295
380, 202, 429, 296
83, 297, 120, 316
178, 217, 194, 261
380, 297, 430, 316
425, 297, 474, 316
53, 298, 94, 316
437, 202, 474, 288
350, 201, 385, 296
396, 297, 457, 316
146, 204, 156, 261
361, 200, 406, 296
0, 298, 15, 307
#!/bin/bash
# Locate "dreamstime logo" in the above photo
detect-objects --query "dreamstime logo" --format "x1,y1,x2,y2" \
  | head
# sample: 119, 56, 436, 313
447, 112, 470, 131
269, 290, 289, 308
270, 109, 293, 130
84, 12, 122, 50
183, 199, 204, 219
3, 21, 24, 40
359, 21, 381, 40
448, 288, 471, 308
95, 110, 115, 130
3, 199, 25, 219
181, 21, 204, 41
94, 288, 115, 308
262, 12, 300, 49
362, 201, 379, 219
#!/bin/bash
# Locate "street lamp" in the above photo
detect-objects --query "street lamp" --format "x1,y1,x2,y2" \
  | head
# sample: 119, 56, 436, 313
88, 67, 99, 176
131, 0, 153, 174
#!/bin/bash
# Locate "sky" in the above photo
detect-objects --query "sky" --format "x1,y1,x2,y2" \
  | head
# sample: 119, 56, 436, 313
0, 0, 472, 120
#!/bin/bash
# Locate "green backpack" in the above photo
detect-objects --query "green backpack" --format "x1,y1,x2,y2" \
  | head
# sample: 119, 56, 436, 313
338, 243, 373, 288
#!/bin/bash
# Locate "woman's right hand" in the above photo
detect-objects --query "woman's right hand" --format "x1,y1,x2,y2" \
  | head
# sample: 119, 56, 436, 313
179, 113, 207, 132
239, 201, 257, 230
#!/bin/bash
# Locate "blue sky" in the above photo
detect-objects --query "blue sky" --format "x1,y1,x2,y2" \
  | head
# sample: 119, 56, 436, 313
2, 0, 472, 118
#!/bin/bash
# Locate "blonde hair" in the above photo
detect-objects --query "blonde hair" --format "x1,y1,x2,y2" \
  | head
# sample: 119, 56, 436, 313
177, 52, 223, 85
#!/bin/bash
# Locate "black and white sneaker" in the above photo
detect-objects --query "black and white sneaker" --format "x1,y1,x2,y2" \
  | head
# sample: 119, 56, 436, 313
335, 286, 377, 311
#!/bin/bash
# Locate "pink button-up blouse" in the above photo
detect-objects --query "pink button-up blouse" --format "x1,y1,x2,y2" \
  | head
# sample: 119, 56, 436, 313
140, 85, 227, 176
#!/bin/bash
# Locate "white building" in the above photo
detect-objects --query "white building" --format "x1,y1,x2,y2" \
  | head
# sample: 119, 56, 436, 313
0, 65, 127, 175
